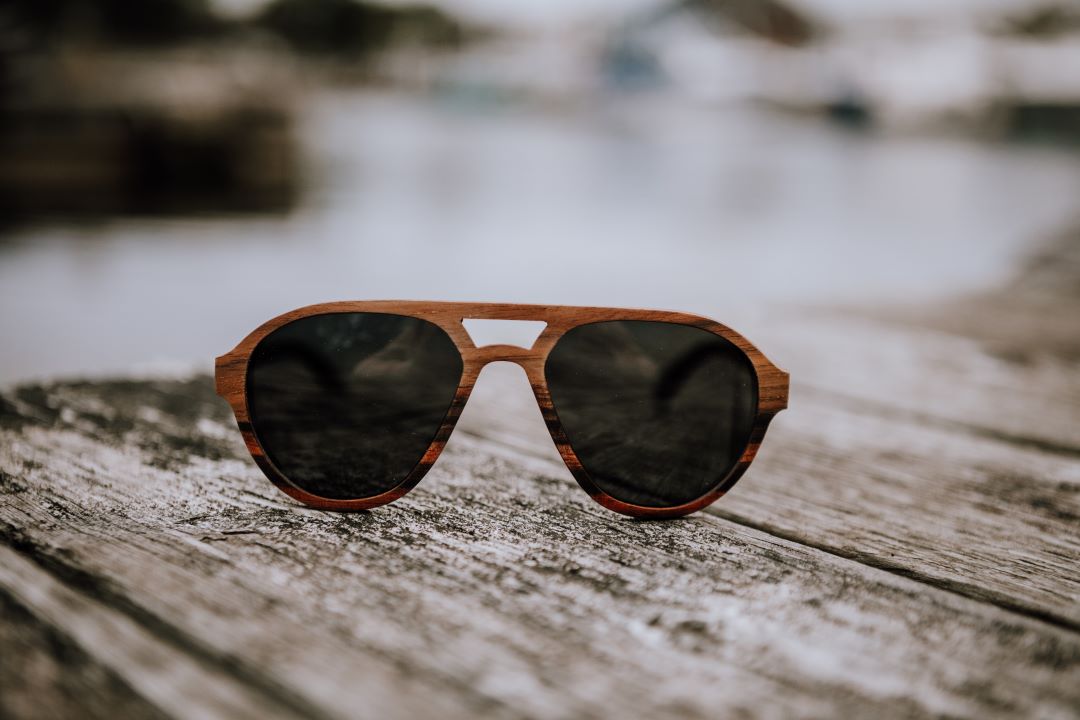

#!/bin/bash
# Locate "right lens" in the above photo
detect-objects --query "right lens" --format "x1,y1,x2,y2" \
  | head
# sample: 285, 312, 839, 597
246, 312, 463, 500
545, 320, 757, 508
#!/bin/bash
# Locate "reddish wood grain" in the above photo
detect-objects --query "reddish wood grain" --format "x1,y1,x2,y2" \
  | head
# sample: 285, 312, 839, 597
215, 301, 789, 517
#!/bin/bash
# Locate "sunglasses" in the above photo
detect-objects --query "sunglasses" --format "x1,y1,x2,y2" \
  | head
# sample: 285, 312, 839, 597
215, 302, 788, 518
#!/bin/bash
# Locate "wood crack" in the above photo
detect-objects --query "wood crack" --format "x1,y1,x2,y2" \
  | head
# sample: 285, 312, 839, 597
797, 384, 1080, 460
704, 508, 1080, 636
453, 417, 1080, 632
0, 524, 332, 720
2, 374, 1078, 717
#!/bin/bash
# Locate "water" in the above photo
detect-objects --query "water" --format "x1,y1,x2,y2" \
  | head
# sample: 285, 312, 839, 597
2, 90, 1079, 384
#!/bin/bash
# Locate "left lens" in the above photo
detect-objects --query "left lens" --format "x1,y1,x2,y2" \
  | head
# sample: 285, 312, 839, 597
246, 312, 462, 500
545, 320, 757, 509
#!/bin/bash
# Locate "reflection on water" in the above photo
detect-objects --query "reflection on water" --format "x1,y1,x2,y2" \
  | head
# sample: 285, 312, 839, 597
2, 91, 1079, 383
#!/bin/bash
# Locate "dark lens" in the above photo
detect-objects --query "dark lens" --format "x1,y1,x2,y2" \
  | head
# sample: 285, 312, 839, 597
247, 312, 462, 500
545, 321, 757, 508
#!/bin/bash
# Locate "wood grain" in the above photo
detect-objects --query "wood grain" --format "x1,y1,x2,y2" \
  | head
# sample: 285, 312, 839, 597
215, 301, 789, 518
1, 375, 1078, 719
761, 314, 1080, 453
0, 546, 297, 720
458, 353, 1080, 633
0, 581, 168, 720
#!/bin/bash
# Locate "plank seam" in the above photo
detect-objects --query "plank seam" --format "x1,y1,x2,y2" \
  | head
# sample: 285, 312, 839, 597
0, 523, 333, 720
705, 509, 1080, 635
454, 430, 1080, 634
800, 385, 1080, 459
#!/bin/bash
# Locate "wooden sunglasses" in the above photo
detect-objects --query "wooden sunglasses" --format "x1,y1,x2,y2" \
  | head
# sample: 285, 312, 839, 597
216, 301, 788, 518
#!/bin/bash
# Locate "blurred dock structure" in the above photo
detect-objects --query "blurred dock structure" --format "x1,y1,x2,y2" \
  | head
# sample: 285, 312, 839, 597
426, 0, 1080, 139
3, 0, 1078, 223
0, 48, 300, 216
0, 0, 470, 219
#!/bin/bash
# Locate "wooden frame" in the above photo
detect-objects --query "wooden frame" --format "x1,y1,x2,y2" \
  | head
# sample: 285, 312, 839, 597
215, 301, 789, 518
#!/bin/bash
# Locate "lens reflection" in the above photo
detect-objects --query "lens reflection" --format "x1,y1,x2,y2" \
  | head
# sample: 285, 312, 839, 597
247, 312, 462, 499
545, 321, 757, 508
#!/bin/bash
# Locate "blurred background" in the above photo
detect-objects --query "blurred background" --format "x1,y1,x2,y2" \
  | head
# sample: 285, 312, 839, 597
1, 0, 1079, 383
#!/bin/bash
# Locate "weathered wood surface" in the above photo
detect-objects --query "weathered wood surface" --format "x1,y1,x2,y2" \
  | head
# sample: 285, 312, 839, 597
1, 364, 1078, 719
761, 315, 1080, 452
2, 226, 1079, 718
462, 362, 1080, 631
760, 224, 1080, 453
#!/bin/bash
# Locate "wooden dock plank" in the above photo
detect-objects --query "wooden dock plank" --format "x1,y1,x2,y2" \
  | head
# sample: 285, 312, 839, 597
0, 546, 305, 720
758, 223, 1080, 455
455, 353, 1080, 631
761, 316, 1080, 453
721, 391, 1080, 629
2, 376, 1079, 719
0, 582, 168, 720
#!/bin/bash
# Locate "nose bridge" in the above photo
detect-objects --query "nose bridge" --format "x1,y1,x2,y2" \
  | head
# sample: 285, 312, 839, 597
467, 343, 539, 371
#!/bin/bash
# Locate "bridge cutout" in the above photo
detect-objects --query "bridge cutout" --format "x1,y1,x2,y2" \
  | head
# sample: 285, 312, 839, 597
461, 319, 547, 349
